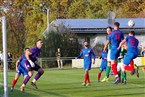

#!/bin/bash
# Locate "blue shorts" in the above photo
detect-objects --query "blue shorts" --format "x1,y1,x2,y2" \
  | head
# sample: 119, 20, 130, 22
100, 60, 107, 71
123, 52, 138, 65
110, 48, 121, 60
16, 66, 28, 76
24, 60, 41, 71
84, 62, 91, 70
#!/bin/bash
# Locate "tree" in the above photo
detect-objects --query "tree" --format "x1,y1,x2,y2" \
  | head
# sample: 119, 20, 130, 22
0, 0, 27, 56
0, 0, 145, 58
42, 31, 80, 57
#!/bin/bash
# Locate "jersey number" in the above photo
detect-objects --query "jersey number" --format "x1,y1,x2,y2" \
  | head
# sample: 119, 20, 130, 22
115, 34, 120, 41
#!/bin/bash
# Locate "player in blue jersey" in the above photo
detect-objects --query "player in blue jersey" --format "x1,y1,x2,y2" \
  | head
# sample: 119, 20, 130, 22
104, 22, 124, 84
11, 48, 29, 92
118, 31, 139, 80
77, 41, 96, 86
98, 50, 107, 82
20, 39, 44, 91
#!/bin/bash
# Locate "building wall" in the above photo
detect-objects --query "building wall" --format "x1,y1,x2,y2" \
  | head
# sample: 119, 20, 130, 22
77, 33, 106, 56
76, 33, 145, 56
72, 57, 144, 68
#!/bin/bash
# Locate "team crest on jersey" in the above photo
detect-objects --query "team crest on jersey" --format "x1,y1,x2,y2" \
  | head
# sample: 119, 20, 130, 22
85, 54, 89, 57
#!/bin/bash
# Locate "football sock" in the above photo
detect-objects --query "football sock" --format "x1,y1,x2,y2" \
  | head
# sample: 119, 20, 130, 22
12, 79, 17, 88
106, 66, 111, 78
84, 73, 87, 84
118, 71, 121, 79
23, 75, 31, 85
87, 73, 90, 83
125, 60, 134, 71
143, 67, 145, 70
32, 79, 36, 83
34, 73, 42, 81
98, 72, 102, 81
122, 72, 126, 79
124, 72, 126, 79
112, 63, 118, 78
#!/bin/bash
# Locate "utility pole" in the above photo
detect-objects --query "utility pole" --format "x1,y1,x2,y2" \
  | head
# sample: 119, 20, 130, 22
47, 8, 49, 33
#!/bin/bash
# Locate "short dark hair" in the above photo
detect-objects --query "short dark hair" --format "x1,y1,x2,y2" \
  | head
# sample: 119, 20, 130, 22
129, 31, 135, 36
35, 39, 42, 44
84, 41, 88, 43
25, 48, 29, 50
24, 48, 29, 52
114, 22, 120, 27
106, 26, 112, 31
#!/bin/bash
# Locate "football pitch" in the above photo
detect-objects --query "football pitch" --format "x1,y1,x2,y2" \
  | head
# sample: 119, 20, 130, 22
1, 68, 145, 97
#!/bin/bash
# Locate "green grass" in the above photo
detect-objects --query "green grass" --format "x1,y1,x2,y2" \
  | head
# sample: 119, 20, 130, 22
1, 68, 145, 97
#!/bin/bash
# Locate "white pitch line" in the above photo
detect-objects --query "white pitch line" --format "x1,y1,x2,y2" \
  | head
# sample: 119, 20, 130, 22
129, 83, 145, 87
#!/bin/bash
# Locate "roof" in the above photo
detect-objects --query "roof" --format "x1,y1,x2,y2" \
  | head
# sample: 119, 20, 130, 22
56, 18, 145, 29
43, 18, 145, 36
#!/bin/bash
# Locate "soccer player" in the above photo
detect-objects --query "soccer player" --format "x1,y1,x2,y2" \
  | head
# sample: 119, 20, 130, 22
117, 45, 127, 84
77, 41, 96, 86
118, 31, 139, 80
142, 47, 145, 71
20, 39, 44, 91
98, 50, 107, 82
104, 22, 124, 84
101, 26, 112, 82
11, 48, 29, 91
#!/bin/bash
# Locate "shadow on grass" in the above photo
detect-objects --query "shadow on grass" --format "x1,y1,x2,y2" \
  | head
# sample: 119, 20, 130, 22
12, 86, 68, 97
28, 87, 68, 97
8, 88, 39, 97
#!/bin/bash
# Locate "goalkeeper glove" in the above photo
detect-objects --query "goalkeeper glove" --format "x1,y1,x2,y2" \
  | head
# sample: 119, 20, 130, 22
28, 60, 35, 67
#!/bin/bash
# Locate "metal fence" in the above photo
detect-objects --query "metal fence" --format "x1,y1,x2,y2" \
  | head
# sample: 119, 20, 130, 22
39, 57, 75, 68
0, 57, 76, 70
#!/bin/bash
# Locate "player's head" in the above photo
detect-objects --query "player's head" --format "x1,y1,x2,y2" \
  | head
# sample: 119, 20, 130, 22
24, 48, 29, 53
106, 26, 112, 35
57, 48, 60, 52
36, 39, 43, 49
129, 31, 135, 36
114, 22, 120, 30
83, 41, 89, 47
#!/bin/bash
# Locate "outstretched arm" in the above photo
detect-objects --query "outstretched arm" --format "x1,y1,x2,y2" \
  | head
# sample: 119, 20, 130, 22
15, 60, 20, 71
91, 49, 96, 64
104, 40, 110, 51
77, 50, 83, 59
15, 56, 22, 71
118, 39, 126, 50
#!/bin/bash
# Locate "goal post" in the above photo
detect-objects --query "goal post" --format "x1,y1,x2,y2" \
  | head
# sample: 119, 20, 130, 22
1, 16, 8, 97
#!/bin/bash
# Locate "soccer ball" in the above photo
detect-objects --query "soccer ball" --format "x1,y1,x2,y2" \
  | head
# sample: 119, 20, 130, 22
128, 20, 135, 27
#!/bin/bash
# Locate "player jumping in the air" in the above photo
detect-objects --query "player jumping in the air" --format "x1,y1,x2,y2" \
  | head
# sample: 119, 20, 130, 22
76, 41, 96, 86
98, 50, 107, 82
20, 39, 44, 91
101, 26, 112, 82
104, 22, 124, 84
11, 48, 29, 92
118, 31, 139, 81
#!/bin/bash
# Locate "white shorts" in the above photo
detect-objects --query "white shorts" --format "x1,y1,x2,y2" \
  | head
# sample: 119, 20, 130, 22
107, 50, 111, 62
117, 62, 123, 71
